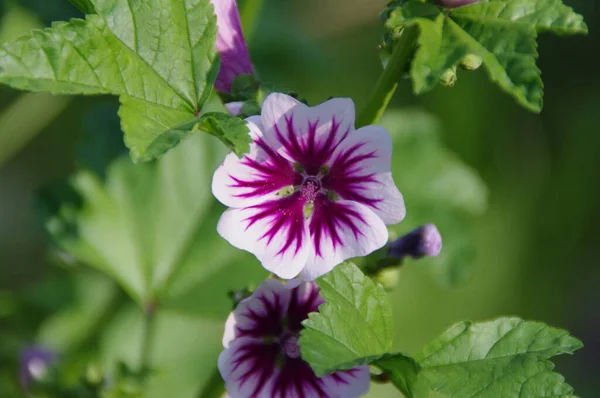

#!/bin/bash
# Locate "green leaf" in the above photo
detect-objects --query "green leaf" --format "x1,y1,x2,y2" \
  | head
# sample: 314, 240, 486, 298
0, 0, 239, 161
68, 0, 96, 15
384, 0, 588, 112
374, 353, 427, 398
381, 109, 487, 286
37, 125, 228, 305
408, 318, 583, 397
299, 262, 394, 376
144, 112, 251, 161
37, 270, 120, 353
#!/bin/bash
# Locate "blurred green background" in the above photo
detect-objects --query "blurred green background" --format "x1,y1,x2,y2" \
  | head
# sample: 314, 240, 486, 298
0, 0, 598, 396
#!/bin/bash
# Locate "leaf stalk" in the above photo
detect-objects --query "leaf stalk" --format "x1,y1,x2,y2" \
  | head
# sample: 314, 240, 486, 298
356, 25, 419, 128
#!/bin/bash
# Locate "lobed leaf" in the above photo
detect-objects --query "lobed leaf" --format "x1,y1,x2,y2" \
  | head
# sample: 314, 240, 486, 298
36, 110, 260, 307
299, 262, 394, 376
378, 318, 583, 397
415, 317, 582, 397
0, 0, 249, 161
384, 0, 588, 112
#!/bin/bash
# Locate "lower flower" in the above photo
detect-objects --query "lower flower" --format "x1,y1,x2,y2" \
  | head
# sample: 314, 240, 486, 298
218, 279, 370, 398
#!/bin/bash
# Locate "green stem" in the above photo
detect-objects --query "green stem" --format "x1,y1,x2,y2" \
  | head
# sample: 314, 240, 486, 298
356, 25, 419, 128
197, 366, 225, 398
241, 0, 264, 42
139, 301, 158, 372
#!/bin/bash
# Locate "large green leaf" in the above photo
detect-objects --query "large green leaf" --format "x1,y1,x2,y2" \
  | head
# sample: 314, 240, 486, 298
0, 0, 249, 161
409, 317, 583, 397
37, 119, 239, 306
382, 109, 487, 286
372, 318, 582, 397
384, 0, 587, 112
299, 262, 394, 376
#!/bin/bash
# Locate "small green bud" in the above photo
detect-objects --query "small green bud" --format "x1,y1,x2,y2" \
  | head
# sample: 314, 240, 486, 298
460, 54, 483, 71
440, 65, 457, 87
276, 186, 296, 197
373, 267, 401, 291
303, 202, 314, 219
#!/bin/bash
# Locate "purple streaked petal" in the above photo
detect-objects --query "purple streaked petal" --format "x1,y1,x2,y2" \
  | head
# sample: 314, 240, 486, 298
223, 279, 290, 347
261, 93, 355, 174
217, 195, 310, 279
323, 125, 405, 224
302, 199, 388, 281
212, 116, 300, 208
211, 0, 254, 93
286, 282, 325, 332
218, 337, 279, 398
219, 337, 369, 398
320, 365, 371, 398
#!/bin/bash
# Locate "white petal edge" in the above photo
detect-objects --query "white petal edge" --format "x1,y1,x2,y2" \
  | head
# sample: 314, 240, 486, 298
328, 124, 405, 225
301, 200, 389, 281
217, 205, 310, 279
322, 365, 371, 398
260, 93, 356, 163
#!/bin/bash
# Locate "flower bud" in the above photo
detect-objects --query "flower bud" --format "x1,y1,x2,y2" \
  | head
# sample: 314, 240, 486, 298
440, 66, 457, 87
433, 0, 480, 9
19, 346, 57, 389
211, 0, 255, 94
373, 267, 401, 290
388, 224, 442, 260
460, 54, 483, 71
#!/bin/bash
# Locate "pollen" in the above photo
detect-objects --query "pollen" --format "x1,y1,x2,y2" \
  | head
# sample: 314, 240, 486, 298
300, 177, 321, 202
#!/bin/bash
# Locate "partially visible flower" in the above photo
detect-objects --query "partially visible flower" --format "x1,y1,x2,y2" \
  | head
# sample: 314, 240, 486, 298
388, 223, 442, 260
218, 279, 370, 398
225, 101, 245, 116
211, 0, 254, 94
19, 346, 57, 389
433, 0, 480, 8
212, 93, 405, 280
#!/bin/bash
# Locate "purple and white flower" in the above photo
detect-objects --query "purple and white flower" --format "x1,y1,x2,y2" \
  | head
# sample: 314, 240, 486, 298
218, 279, 370, 398
211, 0, 254, 94
212, 93, 405, 280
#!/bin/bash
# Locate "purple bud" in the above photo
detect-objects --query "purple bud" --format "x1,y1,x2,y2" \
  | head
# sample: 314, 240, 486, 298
433, 0, 480, 8
388, 224, 442, 260
211, 0, 254, 94
19, 346, 57, 389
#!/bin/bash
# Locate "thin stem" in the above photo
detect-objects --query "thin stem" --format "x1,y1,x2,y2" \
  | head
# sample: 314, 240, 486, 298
197, 366, 225, 398
139, 301, 158, 373
355, 25, 419, 128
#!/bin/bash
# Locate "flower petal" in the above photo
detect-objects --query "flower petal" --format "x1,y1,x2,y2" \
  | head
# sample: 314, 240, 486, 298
218, 337, 279, 398
321, 365, 371, 398
286, 281, 324, 332
212, 116, 299, 208
224, 101, 245, 116
217, 195, 310, 279
302, 199, 388, 280
211, 0, 254, 93
223, 279, 290, 347
260, 93, 356, 174
323, 125, 405, 224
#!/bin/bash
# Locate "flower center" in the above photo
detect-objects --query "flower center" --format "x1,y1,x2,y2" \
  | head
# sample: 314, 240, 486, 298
300, 177, 321, 202
281, 333, 301, 359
